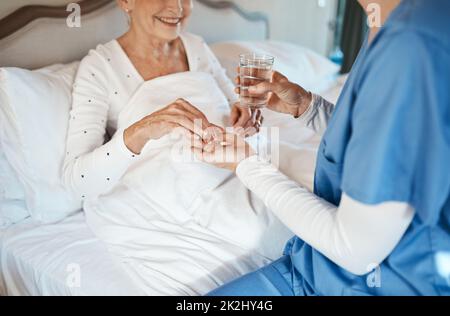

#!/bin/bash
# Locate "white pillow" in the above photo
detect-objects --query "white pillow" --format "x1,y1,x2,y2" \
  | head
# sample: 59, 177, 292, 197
210, 41, 340, 93
0, 62, 82, 223
0, 150, 29, 228
0, 149, 24, 201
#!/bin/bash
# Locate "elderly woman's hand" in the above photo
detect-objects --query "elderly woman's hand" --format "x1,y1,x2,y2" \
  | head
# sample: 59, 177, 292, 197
230, 102, 263, 137
191, 132, 255, 172
235, 70, 313, 118
124, 98, 214, 154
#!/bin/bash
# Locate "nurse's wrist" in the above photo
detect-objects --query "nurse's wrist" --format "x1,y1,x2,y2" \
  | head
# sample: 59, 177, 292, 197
292, 91, 313, 119
236, 155, 272, 184
294, 92, 315, 119
236, 154, 259, 174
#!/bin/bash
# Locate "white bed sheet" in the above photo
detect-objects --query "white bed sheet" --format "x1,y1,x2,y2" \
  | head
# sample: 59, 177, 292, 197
0, 212, 142, 296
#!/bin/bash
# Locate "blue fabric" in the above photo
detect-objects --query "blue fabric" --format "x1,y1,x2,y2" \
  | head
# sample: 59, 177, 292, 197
308, 0, 450, 295
208, 0, 450, 296
207, 257, 296, 296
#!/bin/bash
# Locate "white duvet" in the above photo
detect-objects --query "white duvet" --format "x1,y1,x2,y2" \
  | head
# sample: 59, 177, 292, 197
84, 72, 294, 295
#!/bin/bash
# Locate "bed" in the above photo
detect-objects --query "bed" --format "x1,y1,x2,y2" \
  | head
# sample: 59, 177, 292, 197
0, 0, 347, 296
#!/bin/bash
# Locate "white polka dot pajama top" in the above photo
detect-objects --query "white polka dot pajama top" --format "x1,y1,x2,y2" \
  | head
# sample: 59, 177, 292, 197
63, 32, 237, 200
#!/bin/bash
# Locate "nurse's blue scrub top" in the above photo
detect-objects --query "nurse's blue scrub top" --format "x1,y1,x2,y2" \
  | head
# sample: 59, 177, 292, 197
287, 0, 450, 295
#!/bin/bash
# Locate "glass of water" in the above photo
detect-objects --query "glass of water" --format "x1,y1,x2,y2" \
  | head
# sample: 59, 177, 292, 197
239, 53, 275, 109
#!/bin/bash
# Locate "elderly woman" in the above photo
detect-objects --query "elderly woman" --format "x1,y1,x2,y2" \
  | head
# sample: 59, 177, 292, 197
64, 0, 258, 198
62, 0, 289, 296
200, 0, 450, 296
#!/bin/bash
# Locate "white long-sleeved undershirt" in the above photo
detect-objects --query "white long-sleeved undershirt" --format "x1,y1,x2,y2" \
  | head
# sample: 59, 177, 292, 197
298, 93, 336, 136
236, 95, 415, 275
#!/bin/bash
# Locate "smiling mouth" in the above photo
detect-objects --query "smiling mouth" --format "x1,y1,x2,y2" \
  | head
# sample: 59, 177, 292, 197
155, 16, 183, 26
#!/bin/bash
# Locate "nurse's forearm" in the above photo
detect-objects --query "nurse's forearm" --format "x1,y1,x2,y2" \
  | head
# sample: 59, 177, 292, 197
236, 157, 415, 276
297, 94, 335, 136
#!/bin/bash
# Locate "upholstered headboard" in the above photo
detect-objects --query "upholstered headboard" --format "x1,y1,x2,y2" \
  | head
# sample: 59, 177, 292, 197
0, 0, 269, 69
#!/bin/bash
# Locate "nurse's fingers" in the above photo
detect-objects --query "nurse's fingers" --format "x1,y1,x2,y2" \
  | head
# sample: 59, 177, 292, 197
246, 71, 290, 96
272, 71, 290, 83
235, 75, 241, 95
248, 81, 285, 96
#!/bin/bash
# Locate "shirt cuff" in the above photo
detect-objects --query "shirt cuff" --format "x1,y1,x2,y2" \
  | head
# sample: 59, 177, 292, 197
236, 155, 272, 186
103, 129, 138, 162
296, 93, 318, 123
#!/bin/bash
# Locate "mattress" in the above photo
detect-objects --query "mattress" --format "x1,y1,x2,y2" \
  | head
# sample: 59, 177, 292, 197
0, 212, 142, 296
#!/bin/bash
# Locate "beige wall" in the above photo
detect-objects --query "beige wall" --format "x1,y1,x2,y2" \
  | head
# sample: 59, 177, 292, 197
230, 0, 338, 55
0, 0, 337, 56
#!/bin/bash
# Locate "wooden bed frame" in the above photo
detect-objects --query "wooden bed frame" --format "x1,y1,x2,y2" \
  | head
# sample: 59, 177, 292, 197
0, 0, 270, 41
0, 0, 270, 69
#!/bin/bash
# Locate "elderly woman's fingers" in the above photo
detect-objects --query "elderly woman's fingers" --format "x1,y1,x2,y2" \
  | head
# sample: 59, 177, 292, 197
158, 114, 204, 138
191, 146, 204, 161
175, 98, 210, 127
234, 106, 252, 128
203, 124, 225, 143
191, 140, 205, 153
233, 126, 246, 136
175, 100, 227, 141
175, 99, 208, 120
168, 107, 201, 128
241, 109, 257, 130
241, 110, 263, 137
230, 104, 240, 126
175, 128, 204, 151
243, 116, 254, 131
255, 110, 263, 126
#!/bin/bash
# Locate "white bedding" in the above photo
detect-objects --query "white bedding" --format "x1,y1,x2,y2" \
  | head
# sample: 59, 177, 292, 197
0, 213, 142, 296
0, 72, 347, 296
83, 71, 294, 295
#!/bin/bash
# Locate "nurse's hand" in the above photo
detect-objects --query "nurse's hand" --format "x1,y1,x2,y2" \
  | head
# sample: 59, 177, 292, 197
230, 102, 263, 137
191, 132, 255, 172
124, 98, 214, 154
235, 70, 313, 117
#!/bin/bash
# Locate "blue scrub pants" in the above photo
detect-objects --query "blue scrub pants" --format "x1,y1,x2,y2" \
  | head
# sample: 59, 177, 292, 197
207, 256, 299, 296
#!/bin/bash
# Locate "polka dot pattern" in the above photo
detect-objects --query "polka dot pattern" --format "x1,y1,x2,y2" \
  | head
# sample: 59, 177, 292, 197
66, 34, 236, 201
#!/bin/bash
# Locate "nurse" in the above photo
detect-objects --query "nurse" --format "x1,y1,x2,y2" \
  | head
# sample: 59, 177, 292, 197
195, 0, 450, 295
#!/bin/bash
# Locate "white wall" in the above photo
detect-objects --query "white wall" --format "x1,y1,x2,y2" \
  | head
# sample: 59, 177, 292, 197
223, 0, 338, 55
0, 0, 338, 56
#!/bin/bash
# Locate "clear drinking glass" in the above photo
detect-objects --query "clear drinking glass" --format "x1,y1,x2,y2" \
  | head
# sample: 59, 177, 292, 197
239, 53, 275, 109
